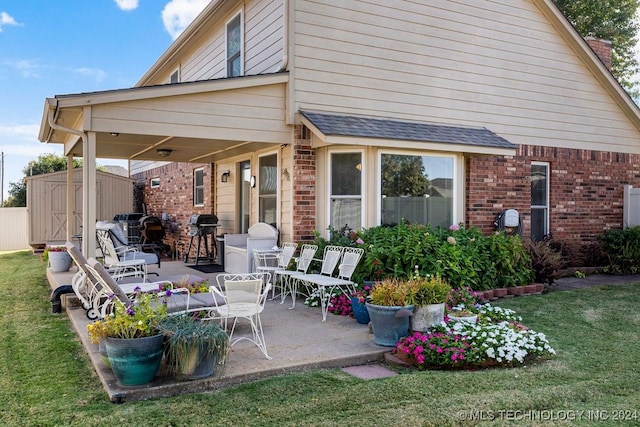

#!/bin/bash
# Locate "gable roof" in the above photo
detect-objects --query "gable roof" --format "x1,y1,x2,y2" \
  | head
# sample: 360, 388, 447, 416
299, 110, 516, 155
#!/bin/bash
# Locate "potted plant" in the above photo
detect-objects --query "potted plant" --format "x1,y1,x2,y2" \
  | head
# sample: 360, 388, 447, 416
410, 273, 451, 332
445, 286, 480, 324
349, 284, 372, 324
366, 278, 416, 347
43, 245, 72, 272
87, 289, 167, 386
158, 314, 230, 380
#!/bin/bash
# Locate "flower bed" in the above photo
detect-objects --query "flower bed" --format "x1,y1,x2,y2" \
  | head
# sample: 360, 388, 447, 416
394, 304, 555, 369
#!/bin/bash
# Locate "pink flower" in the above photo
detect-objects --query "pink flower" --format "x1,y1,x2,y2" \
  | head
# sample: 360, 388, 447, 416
449, 224, 459, 231
356, 238, 364, 244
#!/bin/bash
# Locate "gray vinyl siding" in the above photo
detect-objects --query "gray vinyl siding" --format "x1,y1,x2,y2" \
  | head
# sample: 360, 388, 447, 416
291, 0, 640, 153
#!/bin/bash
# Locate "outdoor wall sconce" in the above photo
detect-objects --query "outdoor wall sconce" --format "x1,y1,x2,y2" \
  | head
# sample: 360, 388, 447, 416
221, 171, 231, 183
250, 175, 256, 188
156, 148, 173, 158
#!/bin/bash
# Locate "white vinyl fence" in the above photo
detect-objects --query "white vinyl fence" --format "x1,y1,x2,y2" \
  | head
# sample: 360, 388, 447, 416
0, 207, 29, 251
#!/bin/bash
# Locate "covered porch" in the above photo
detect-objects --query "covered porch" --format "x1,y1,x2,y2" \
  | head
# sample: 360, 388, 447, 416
37, 73, 292, 259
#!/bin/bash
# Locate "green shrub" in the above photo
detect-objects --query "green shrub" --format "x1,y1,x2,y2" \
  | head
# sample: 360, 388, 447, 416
311, 222, 534, 290
599, 226, 640, 274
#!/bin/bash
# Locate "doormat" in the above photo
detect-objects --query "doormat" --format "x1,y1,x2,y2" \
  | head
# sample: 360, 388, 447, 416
187, 264, 225, 274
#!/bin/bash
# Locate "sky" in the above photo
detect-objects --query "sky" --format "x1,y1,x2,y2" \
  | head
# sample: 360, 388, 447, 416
0, 0, 210, 202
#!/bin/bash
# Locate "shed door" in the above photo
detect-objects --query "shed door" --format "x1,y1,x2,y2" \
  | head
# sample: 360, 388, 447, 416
46, 182, 100, 241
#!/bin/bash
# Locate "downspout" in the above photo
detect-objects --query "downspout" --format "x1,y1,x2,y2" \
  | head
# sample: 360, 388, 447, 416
279, 0, 289, 71
47, 103, 88, 147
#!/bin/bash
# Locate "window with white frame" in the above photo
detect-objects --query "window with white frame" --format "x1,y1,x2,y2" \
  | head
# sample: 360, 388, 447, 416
226, 13, 243, 77
380, 153, 454, 228
150, 177, 160, 188
259, 154, 278, 227
531, 162, 549, 241
194, 168, 204, 207
330, 152, 362, 232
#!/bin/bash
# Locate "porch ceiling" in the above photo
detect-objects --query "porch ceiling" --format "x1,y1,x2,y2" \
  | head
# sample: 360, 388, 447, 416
39, 73, 290, 163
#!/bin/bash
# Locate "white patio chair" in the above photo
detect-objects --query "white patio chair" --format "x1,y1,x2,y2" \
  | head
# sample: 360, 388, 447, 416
96, 227, 149, 282
296, 246, 364, 321
211, 273, 272, 360
83, 256, 201, 321
67, 241, 149, 319
274, 244, 318, 308
253, 242, 298, 299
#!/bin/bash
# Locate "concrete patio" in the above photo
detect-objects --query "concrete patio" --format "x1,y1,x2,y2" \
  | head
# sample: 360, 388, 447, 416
46, 260, 391, 403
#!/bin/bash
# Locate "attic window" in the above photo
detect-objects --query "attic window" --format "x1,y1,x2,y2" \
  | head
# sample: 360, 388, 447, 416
150, 177, 160, 188
170, 69, 180, 84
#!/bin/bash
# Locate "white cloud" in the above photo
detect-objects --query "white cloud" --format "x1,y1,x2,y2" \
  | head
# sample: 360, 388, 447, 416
0, 123, 40, 142
114, 0, 139, 11
0, 11, 21, 32
11, 59, 41, 78
162, 0, 209, 40
73, 67, 107, 83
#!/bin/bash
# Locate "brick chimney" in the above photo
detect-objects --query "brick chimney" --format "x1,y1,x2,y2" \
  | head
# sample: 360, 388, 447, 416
585, 37, 612, 71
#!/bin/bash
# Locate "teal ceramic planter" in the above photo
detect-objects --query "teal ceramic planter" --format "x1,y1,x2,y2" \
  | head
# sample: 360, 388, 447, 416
350, 297, 370, 324
365, 303, 414, 347
105, 334, 164, 386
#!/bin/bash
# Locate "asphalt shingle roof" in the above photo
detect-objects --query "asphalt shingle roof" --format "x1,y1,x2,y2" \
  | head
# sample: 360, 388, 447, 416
299, 110, 516, 149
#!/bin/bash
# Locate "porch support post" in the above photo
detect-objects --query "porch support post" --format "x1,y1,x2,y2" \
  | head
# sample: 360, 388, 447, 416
66, 155, 74, 242
82, 131, 97, 257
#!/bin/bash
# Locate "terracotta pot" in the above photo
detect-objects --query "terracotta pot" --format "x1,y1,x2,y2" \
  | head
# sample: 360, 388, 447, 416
492, 288, 508, 298
508, 286, 525, 296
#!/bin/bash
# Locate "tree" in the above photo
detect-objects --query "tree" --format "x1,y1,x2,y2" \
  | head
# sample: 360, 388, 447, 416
3, 154, 83, 207
381, 154, 430, 197
555, 0, 640, 98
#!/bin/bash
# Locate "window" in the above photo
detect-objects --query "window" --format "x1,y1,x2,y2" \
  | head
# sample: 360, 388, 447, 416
259, 154, 278, 227
531, 162, 549, 241
330, 152, 362, 232
380, 153, 454, 228
226, 13, 243, 77
194, 168, 204, 207
170, 69, 179, 84
150, 177, 160, 188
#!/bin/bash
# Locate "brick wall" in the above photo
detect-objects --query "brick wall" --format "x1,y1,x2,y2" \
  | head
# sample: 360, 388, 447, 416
467, 145, 640, 246
132, 162, 214, 260
292, 125, 316, 242
585, 37, 612, 71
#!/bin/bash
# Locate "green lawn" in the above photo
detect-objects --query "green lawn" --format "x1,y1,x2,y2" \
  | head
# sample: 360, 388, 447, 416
1, 250, 639, 426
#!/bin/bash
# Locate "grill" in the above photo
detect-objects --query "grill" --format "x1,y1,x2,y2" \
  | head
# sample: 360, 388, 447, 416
185, 214, 219, 265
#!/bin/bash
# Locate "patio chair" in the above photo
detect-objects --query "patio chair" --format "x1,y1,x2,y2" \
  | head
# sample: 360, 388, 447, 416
253, 242, 298, 299
296, 247, 364, 321
96, 221, 161, 273
67, 241, 152, 319
273, 244, 318, 308
84, 258, 194, 320
211, 273, 272, 360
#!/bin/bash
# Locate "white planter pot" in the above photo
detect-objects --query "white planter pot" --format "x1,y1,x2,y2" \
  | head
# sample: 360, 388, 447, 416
48, 251, 72, 272
411, 303, 445, 332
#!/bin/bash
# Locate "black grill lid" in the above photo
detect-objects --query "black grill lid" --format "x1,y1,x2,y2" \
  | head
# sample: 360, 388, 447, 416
188, 214, 218, 226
